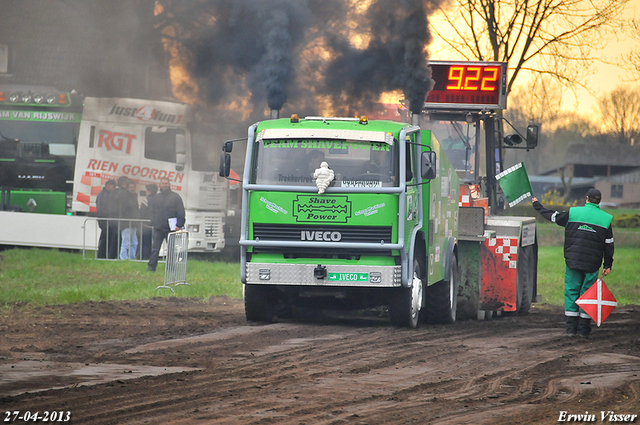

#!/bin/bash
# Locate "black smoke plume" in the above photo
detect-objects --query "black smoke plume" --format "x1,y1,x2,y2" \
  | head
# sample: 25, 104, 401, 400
185, 0, 310, 113
324, 0, 434, 114
167, 0, 436, 117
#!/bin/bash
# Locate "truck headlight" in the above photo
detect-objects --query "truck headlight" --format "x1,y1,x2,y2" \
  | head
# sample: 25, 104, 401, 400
187, 224, 200, 233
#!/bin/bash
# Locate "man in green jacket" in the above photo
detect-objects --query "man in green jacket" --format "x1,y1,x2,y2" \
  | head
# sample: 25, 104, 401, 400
532, 188, 614, 337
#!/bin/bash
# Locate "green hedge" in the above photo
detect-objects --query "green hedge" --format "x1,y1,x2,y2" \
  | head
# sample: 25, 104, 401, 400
613, 214, 640, 228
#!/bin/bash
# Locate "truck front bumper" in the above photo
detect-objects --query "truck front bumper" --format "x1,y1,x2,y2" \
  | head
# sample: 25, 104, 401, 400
246, 263, 402, 287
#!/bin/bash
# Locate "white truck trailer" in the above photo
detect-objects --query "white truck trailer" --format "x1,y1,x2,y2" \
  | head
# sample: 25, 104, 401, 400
1, 93, 229, 252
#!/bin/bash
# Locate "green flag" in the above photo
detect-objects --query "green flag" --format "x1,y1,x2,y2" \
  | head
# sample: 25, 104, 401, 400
496, 162, 533, 207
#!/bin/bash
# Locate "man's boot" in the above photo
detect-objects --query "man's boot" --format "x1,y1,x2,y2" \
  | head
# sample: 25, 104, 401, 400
577, 316, 591, 338
565, 316, 579, 337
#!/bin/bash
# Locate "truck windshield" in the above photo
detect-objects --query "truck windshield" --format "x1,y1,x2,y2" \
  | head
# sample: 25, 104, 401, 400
0, 121, 79, 156
424, 120, 478, 181
252, 139, 398, 188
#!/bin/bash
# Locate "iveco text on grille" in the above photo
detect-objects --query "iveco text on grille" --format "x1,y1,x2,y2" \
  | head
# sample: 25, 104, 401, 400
300, 231, 342, 241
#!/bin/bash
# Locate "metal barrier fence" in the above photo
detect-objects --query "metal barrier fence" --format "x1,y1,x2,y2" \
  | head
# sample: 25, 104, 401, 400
156, 230, 190, 293
83, 218, 154, 262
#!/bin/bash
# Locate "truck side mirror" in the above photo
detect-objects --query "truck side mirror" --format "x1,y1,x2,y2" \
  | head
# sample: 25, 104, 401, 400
420, 151, 437, 180
220, 153, 231, 178
526, 124, 539, 149
223, 141, 233, 153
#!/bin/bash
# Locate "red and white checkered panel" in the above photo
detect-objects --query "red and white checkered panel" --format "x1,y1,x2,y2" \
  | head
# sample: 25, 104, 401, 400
487, 237, 518, 269
76, 172, 109, 213
481, 236, 520, 311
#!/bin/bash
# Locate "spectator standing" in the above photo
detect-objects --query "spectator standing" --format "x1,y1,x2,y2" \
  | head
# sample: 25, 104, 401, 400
96, 179, 116, 259
107, 176, 131, 259
139, 183, 157, 260
532, 188, 614, 338
119, 180, 140, 260
147, 177, 185, 272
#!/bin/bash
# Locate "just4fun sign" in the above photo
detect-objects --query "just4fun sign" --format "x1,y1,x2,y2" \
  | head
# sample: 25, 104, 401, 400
108, 104, 184, 124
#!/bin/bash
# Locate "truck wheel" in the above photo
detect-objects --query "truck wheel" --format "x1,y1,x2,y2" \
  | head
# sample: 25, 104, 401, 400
244, 284, 277, 323
424, 254, 459, 324
389, 257, 424, 328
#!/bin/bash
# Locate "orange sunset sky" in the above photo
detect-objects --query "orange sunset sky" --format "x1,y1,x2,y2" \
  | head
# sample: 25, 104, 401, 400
427, 0, 640, 118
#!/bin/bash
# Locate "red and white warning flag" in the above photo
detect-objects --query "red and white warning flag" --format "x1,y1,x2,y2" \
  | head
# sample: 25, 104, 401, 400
576, 278, 617, 327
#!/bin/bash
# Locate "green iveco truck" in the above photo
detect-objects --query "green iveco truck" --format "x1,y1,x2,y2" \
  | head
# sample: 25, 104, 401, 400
221, 115, 459, 328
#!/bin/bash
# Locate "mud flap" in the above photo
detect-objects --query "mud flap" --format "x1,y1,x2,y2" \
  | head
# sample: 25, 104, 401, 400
480, 236, 519, 312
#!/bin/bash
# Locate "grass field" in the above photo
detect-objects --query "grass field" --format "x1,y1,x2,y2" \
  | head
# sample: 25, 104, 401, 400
536, 246, 640, 306
1, 244, 638, 309
0, 248, 242, 308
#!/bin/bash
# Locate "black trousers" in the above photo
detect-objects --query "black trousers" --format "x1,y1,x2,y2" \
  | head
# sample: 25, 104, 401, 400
147, 228, 170, 270
97, 220, 107, 259
141, 226, 153, 260
107, 221, 120, 259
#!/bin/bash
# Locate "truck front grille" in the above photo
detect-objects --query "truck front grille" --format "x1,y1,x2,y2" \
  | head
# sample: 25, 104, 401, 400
205, 215, 223, 239
252, 223, 393, 244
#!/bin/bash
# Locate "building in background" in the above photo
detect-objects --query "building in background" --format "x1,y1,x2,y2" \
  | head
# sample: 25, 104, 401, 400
596, 170, 640, 208
0, 0, 171, 100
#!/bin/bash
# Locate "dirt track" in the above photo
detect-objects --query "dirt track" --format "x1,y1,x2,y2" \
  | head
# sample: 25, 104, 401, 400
1, 297, 639, 424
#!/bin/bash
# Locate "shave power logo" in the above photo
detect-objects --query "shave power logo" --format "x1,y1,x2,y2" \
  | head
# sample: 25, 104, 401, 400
293, 195, 352, 223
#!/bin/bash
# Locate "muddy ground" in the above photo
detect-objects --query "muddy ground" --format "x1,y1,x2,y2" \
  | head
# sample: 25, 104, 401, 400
1, 297, 639, 424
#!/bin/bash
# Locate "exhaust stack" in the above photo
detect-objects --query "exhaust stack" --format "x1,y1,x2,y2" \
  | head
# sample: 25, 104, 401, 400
270, 109, 280, 120
411, 113, 421, 127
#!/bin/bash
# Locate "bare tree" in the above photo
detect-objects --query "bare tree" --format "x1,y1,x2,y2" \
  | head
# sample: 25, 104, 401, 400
619, 18, 640, 78
506, 76, 564, 130
598, 85, 640, 145
431, 0, 629, 95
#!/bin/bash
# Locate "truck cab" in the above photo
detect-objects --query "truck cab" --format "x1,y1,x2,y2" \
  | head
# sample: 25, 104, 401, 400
0, 85, 82, 212
223, 115, 459, 328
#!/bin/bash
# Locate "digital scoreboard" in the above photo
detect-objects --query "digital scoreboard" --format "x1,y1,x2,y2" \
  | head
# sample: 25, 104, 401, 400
425, 61, 508, 110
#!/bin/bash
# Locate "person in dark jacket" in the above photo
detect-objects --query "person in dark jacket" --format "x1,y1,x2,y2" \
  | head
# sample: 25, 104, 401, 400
532, 188, 614, 337
96, 179, 116, 259
147, 177, 185, 272
139, 183, 157, 260
108, 176, 128, 258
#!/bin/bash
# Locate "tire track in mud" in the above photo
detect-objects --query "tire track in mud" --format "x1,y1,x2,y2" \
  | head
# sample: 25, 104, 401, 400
47, 327, 556, 423
2, 304, 640, 424
3, 322, 502, 423
0, 343, 540, 423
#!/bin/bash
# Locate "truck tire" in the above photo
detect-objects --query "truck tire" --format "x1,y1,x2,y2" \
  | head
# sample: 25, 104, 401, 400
389, 256, 424, 328
424, 254, 459, 324
244, 284, 277, 323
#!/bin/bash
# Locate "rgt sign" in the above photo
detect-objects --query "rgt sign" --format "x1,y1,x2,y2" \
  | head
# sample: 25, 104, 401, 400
98, 130, 136, 154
